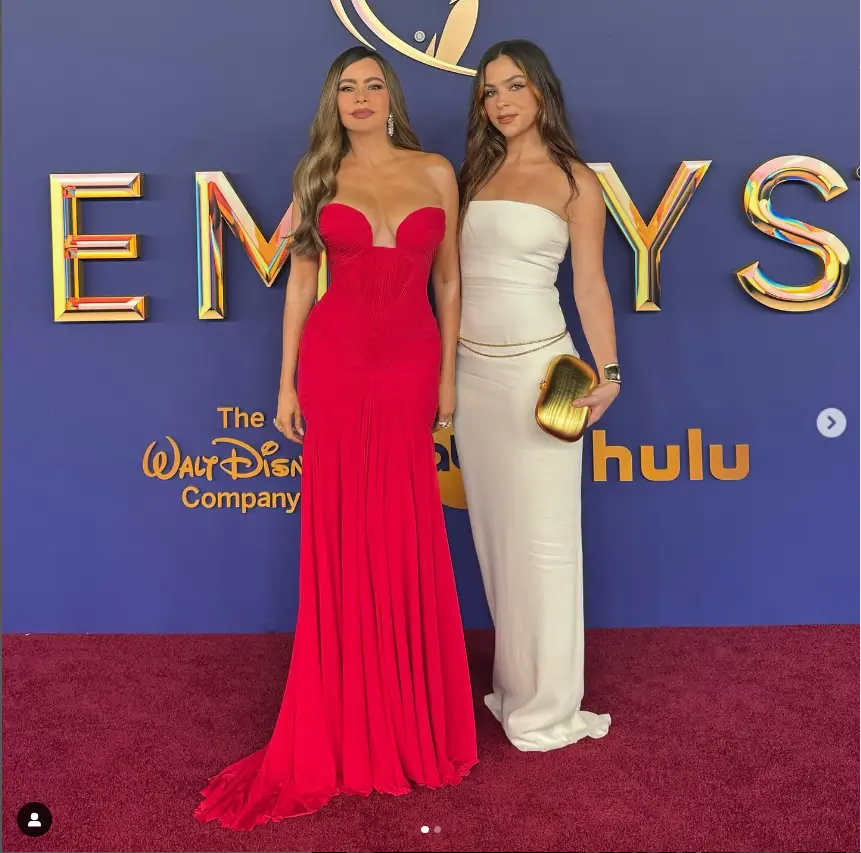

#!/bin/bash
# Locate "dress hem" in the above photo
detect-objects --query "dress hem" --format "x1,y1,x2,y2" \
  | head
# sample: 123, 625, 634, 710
192, 757, 479, 831
485, 693, 611, 754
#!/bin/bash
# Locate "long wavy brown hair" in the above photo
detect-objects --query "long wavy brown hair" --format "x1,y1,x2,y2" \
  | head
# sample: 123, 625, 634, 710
291, 46, 421, 257
458, 40, 584, 228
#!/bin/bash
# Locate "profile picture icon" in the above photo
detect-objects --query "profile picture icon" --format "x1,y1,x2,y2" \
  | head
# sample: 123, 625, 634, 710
17, 802, 52, 837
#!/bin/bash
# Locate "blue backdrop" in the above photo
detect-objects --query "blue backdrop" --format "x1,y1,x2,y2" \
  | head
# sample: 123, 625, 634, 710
2, 0, 858, 632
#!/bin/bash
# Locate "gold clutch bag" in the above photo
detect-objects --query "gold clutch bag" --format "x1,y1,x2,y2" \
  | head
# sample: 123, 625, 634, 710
535, 354, 597, 442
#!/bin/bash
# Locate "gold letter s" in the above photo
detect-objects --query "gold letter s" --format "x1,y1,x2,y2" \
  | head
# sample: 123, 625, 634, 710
735, 156, 850, 312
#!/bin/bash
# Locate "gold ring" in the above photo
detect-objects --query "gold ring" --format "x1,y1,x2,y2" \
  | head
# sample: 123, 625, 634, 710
273, 418, 283, 431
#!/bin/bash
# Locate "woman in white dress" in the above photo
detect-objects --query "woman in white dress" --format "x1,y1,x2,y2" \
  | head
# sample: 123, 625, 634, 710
455, 40, 619, 752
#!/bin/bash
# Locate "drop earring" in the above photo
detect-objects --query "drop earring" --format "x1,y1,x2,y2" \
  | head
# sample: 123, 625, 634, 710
387, 113, 394, 137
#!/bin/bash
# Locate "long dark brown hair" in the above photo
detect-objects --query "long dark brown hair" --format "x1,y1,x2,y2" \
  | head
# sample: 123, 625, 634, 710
291, 46, 421, 257
458, 40, 584, 228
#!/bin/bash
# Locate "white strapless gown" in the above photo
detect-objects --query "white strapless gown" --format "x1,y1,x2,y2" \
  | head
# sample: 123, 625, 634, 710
455, 200, 611, 752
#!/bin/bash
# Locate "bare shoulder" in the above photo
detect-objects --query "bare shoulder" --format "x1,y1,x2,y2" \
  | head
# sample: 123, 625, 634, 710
537, 159, 599, 219
415, 151, 457, 184
565, 160, 604, 223
405, 152, 457, 202
571, 161, 603, 202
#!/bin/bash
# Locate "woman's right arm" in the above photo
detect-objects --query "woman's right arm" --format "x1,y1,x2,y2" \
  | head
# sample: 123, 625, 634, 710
276, 204, 320, 443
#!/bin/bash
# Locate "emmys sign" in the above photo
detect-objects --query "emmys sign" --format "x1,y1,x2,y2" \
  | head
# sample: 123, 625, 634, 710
49, 156, 850, 323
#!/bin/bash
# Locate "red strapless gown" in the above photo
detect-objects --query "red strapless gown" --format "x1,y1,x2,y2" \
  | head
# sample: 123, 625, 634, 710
193, 203, 478, 829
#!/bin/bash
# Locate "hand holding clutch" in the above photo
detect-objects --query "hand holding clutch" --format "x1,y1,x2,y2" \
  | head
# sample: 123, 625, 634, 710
572, 380, 620, 427
535, 355, 597, 442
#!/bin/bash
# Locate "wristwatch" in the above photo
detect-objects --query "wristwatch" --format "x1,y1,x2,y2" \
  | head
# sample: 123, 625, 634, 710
603, 363, 621, 384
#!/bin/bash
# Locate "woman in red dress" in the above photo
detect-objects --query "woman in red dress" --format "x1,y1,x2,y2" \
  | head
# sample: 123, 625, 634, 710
193, 46, 477, 829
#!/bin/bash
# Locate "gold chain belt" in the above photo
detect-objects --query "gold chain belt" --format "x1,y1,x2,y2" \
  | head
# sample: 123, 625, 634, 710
457, 329, 568, 358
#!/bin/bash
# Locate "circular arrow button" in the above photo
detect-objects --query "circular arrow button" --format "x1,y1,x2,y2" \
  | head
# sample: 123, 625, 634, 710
816, 408, 847, 438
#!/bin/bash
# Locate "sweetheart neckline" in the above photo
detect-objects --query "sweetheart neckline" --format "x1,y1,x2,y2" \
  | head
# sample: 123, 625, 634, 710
323, 202, 445, 249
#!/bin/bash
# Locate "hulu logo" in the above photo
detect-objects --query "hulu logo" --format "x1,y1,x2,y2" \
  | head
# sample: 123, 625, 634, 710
592, 428, 750, 482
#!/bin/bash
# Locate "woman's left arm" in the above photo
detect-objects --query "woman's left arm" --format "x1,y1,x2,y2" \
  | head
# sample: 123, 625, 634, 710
568, 163, 620, 426
429, 154, 462, 429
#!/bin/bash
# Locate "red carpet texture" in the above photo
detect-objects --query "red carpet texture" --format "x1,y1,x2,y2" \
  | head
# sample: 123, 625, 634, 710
2, 627, 858, 852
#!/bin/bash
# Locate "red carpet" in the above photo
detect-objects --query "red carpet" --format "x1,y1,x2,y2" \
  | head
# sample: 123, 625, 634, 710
2, 627, 858, 852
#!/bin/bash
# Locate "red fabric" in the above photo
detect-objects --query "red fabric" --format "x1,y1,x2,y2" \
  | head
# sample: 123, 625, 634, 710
193, 203, 478, 829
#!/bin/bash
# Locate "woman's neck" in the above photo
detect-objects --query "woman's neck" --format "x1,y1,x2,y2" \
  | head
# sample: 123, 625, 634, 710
346, 131, 396, 168
503, 124, 545, 165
